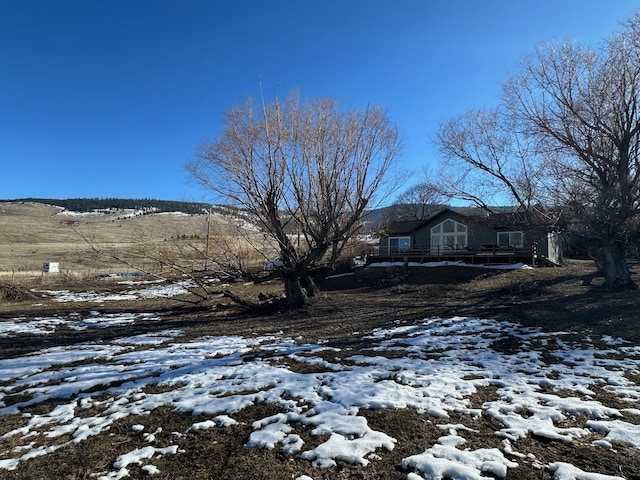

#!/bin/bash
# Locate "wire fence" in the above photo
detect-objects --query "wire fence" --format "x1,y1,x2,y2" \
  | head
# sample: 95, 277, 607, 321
0, 257, 266, 284
0, 269, 133, 283
0, 264, 173, 283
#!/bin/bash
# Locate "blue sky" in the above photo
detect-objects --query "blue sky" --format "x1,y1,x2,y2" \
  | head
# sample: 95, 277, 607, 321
2, 1, 639, 202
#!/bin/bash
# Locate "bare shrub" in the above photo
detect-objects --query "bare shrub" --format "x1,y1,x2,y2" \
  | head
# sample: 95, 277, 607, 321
0, 282, 38, 301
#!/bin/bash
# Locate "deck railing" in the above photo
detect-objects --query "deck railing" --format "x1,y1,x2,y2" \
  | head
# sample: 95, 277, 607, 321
368, 243, 534, 259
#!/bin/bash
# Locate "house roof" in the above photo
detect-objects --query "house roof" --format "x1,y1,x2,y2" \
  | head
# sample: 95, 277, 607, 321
382, 206, 526, 235
384, 208, 472, 235
429, 207, 552, 230
384, 219, 429, 235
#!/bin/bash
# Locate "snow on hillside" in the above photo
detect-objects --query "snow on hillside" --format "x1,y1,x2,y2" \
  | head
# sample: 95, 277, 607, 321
58, 207, 159, 218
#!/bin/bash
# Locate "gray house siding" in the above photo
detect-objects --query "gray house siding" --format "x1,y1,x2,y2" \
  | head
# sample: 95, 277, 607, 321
413, 224, 430, 248
376, 208, 562, 266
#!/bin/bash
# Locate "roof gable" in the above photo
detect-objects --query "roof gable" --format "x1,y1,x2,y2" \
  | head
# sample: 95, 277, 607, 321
384, 219, 429, 235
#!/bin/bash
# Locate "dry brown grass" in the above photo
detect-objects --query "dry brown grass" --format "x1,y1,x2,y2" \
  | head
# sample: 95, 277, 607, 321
0, 201, 274, 279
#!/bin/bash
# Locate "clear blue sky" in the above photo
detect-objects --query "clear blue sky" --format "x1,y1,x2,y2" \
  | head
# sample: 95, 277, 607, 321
2, 1, 639, 202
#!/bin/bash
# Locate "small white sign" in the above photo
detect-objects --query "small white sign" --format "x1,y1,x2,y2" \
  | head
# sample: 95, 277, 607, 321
43, 262, 60, 273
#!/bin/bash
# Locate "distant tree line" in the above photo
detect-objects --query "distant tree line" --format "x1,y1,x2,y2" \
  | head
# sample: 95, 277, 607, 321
0, 198, 214, 215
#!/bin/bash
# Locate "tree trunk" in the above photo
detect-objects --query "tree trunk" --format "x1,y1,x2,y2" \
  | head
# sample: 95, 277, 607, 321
301, 275, 319, 297
284, 274, 310, 307
598, 243, 637, 290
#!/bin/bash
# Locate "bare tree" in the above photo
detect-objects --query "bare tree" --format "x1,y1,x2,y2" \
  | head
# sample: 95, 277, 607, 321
435, 108, 549, 215
188, 90, 402, 307
435, 13, 640, 289
390, 174, 444, 221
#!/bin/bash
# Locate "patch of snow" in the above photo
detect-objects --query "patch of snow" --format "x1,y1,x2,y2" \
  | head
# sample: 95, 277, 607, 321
112, 445, 175, 468
58, 210, 103, 217
0, 312, 160, 336
116, 279, 164, 286
187, 414, 239, 432
142, 464, 160, 475
548, 462, 625, 480
402, 434, 518, 479
112, 330, 182, 346
586, 419, 640, 448
69, 312, 160, 330
0, 316, 68, 336
324, 272, 354, 279
37, 280, 192, 303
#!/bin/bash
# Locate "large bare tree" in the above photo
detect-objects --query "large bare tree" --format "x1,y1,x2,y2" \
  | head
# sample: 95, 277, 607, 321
435, 12, 640, 289
188, 91, 402, 307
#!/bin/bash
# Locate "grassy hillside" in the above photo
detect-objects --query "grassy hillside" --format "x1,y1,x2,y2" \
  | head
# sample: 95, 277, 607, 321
0, 201, 255, 278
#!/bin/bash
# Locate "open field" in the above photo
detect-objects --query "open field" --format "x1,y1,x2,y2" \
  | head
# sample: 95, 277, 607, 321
1, 257, 640, 479
0, 201, 270, 279
0, 202, 206, 275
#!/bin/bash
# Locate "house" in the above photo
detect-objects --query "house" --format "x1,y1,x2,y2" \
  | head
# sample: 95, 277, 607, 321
371, 208, 562, 266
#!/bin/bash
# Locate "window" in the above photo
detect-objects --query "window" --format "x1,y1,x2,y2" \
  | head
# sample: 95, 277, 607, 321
389, 236, 411, 253
430, 219, 467, 253
497, 231, 524, 248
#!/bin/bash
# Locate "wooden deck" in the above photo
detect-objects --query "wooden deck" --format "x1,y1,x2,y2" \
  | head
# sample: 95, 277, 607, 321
366, 244, 538, 266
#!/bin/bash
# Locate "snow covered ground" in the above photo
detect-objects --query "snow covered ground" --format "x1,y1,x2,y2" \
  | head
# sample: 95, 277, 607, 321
1, 295, 640, 479
35, 279, 193, 304
0, 311, 160, 337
